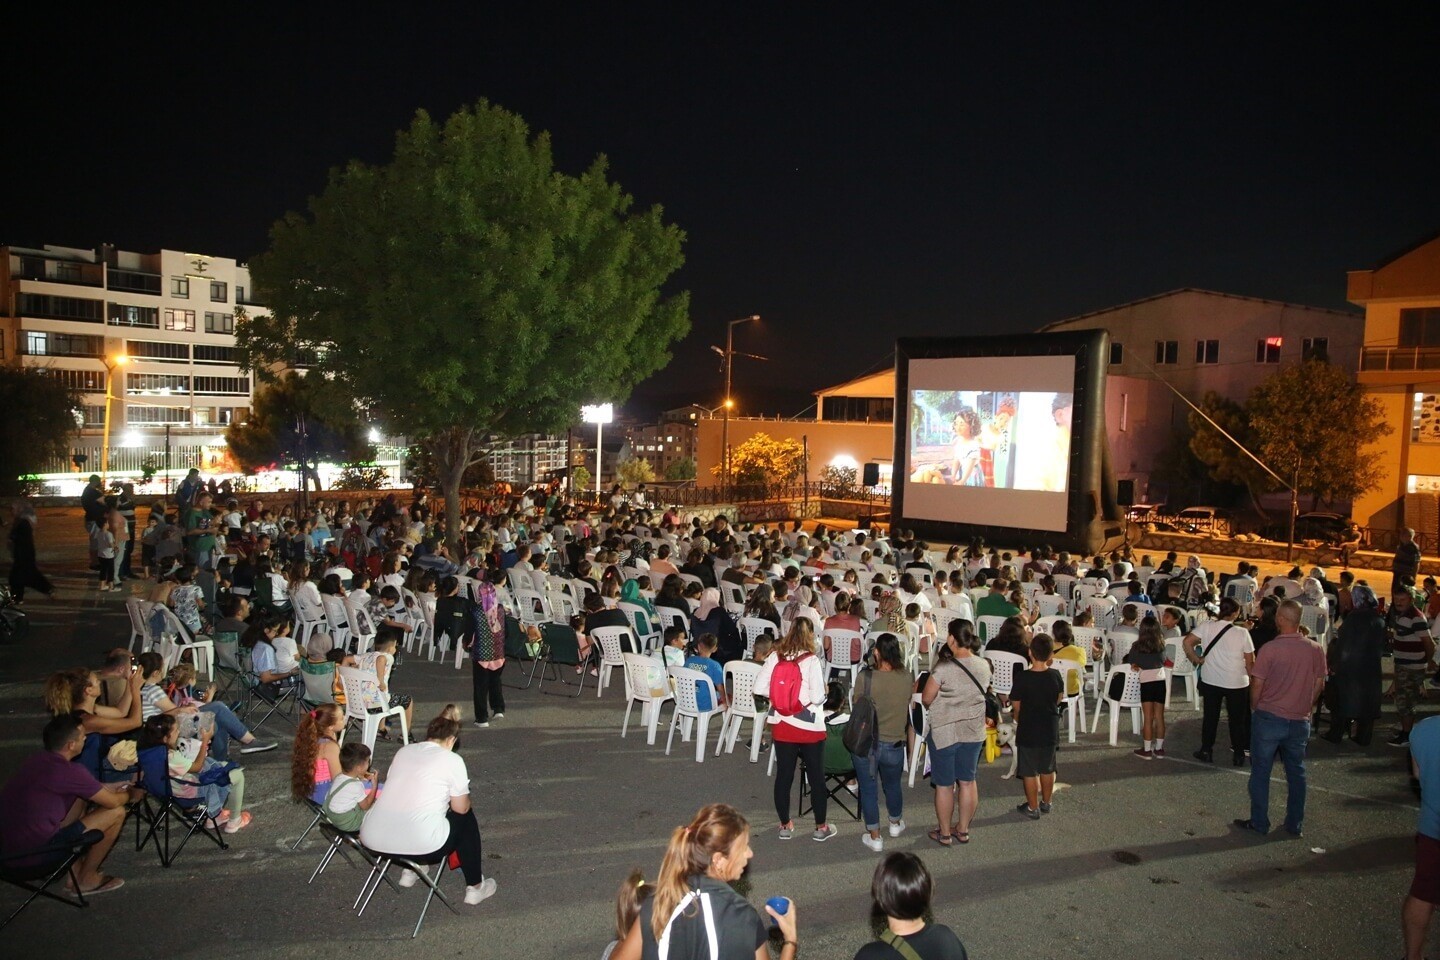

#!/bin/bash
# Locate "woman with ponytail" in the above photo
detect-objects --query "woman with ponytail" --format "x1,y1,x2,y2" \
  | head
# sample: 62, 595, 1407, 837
611, 803, 798, 960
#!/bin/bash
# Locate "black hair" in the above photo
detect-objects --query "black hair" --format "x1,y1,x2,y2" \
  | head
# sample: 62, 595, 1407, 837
139, 713, 177, 751
339, 741, 372, 772
1029, 633, 1054, 661
379, 585, 402, 602
871, 852, 932, 923
663, 625, 687, 646
870, 633, 905, 671
43, 713, 84, 751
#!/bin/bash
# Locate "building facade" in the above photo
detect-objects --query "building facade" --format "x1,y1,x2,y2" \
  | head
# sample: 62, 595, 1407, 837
623, 406, 700, 480
483, 434, 569, 486
1349, 232, 1440, 543
1, 243, 265, 489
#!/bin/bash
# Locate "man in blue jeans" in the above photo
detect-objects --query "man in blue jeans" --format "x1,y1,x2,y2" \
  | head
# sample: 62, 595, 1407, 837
1234, 600, 1327, 837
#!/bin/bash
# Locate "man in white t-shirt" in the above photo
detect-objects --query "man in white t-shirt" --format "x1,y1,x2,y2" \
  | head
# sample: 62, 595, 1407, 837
1183, 596, 1255, 765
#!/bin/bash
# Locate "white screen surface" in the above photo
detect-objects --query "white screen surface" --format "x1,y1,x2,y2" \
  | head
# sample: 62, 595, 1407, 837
903, 355, 1076, 532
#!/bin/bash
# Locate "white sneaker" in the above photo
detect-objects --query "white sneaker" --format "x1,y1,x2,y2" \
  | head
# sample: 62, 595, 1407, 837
861, 833, 883, 853
464, 877, 498, 905
397, 869, 419, 888
888, 819, 906, 838
493, 713, 504, 720
473, 721, 490, 729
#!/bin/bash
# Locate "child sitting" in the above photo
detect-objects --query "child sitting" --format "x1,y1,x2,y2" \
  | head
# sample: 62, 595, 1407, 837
682, 634, 727, 711
170, 565, 207, 634
164, 662, 216, 708
322, 742, 380, 833
363, 633, 413, 741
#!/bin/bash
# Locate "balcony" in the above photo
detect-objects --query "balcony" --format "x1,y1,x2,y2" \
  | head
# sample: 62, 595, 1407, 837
10, 257, 104, 288
107, 269, 162, 295
1360, 346, 1440, 373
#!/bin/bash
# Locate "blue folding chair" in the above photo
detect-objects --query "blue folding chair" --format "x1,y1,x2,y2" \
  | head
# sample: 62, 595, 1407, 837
0, 829, 103, 930
133, 746, 230, 867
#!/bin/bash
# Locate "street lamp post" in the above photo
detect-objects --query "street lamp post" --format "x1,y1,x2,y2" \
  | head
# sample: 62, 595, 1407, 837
721, 314, 760, 495
582, 403, 614, 503
100, 353, 129, 486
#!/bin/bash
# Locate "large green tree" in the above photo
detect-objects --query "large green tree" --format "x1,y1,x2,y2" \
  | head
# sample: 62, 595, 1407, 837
0, 368, 79, 495
1188, 360, 1392, 515
713, 432, 805, 492
226, 372, 372, 490
240, 100, 689, 547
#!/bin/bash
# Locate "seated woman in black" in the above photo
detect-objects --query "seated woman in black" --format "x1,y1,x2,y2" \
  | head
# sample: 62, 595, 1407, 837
744, 583, 782, 631
690, 588, 745, 664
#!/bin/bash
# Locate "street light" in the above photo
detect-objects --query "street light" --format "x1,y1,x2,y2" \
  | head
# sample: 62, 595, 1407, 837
721, 315, 760, 494
100, 353, 129, 486
582, 403, 614, 502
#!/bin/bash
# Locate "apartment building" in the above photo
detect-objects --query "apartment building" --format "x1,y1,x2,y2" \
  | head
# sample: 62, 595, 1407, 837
0, 243, 264, 485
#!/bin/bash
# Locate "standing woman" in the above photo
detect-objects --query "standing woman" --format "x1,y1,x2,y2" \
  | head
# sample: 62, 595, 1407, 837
922, 620, 990, 846
1324, 584, 1387, 746
854, 853, 969, 960
467, 576, 507, 726
9, 501, 57, 602
852, 634, 914, 853
757, 619, 838, 842
610, 803, 798, 960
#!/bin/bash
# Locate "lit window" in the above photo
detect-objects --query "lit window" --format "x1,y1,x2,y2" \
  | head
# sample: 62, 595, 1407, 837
1256, 337, 1282, 364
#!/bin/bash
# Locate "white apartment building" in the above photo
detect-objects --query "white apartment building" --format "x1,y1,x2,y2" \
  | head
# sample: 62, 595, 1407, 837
0, 243, 266, 486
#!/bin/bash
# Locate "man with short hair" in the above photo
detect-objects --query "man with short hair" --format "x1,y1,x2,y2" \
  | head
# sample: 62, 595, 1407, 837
975, 578, 1020, 620
175, 467, 204, 512
1396, 527, 1424, 589
1388, 588, 1437, 747
80, 474, 106, 568
1234, 599, 1326, 837
0, 714, 143, 894
183, 491, 217, 569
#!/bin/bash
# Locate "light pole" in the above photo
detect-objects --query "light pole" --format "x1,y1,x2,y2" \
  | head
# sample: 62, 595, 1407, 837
582, 403, 614, 503
100, 353, 129, 486
721, 314, 760, 493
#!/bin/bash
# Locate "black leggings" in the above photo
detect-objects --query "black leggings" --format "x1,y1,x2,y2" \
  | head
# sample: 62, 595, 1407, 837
423, 808, 484, 886
773, 739, 826, 826
471, 662, 505, 722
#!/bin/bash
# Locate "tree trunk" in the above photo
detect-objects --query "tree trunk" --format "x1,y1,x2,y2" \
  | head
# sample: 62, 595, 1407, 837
432, 427, 475, 556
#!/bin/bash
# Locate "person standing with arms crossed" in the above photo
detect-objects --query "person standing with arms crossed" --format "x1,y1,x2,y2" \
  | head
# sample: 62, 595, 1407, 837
1233, 600, 1327, 838
1184, 597, 1255, 766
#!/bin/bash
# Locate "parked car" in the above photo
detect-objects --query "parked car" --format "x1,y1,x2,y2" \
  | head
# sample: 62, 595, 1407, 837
1175, 505, 1232, 534
1260, 511, 1351, 545
1126, 503, 1164, 521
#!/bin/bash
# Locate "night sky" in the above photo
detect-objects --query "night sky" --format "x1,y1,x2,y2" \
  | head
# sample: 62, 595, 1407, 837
8, 5, 1439, 418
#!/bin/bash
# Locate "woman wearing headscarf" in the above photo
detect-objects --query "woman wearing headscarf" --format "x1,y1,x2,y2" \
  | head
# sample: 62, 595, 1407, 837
689, 587, 744, 663
7, 501, 55, 602
782, 584, 816, 632
1323, 585, 1386, 746
619, 578, 659, 636
868, 592, 906, 636
468, 577, 507, 725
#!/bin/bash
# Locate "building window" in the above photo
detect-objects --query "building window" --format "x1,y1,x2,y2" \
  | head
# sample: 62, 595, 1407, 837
82, 404, 106, 426
193, 376, 250, 395
164, 309, 196, 332
210, 281, 227, 302
1256, 337, 1282, 364
126, 340, 190, 362
1109, 342, 1123, 365
54, 261, 81, 282
125, 405, 190, 425
204, 312, 234, 334
194, 345, 238, 364
1154, 340, 1178, 365
126, 373, 191, 395
1400, 308, 1440, 347
16, 293, 104, 322
40, 368, 106, 392
23, 332, 104, 357
1195, 339, 1219, 364
108, 303, 159, 328
1302, 337, 1329, 361
171, 277, 190, 298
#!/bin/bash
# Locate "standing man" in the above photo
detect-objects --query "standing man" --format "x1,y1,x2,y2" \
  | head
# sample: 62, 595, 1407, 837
175, 467, 203, 513
115, 482, 137, 580
1234, 600, 1327, 838
1387, 587, 1437, 748
1404, 714, 1440, 960
183, 491, 217, 570
1396, 528, 1424, 591
80, 474, 106, 568
1185, 596, 1256, 766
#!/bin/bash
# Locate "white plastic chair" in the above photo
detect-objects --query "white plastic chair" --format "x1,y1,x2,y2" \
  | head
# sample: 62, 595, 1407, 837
656, 606, 690, 636
738, 617, 778, 658
291, 590, 327, 650
401, 588, 433, 658
983, 651, 1026, 703
1164, 639, 1198, 708
514, 588, 551, 634
821, 629, 864, 688
620, 652, 673, 745
720, 582, 746, 610
153, 605, 214, 680
1084, 596, 1118, 631
1053, 659, 1088, 743
618, 601, 661, 652
976, 615, 1008, 647
126, 597, 150, 652
337, 665, 409, 752
665, 667, 722, 763
1035, 594, 1068, 618
342, 598, 376, 655
677, 573, 703, 591
1032, 615, 1068, 637
1092, 667, 1144, 744
320, 594, 352, 651
1224, 579, 1257, 616
589, 625, 633, 697
1298, 604, 1330, 643
716, 660, 766, 762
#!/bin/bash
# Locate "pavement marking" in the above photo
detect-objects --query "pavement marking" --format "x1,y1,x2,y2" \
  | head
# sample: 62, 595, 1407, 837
1164, 752, 1420, 812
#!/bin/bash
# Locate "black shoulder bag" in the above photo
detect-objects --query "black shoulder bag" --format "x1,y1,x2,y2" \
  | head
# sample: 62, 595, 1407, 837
956, 659, 1000, 723
1195, 622, 1235, 683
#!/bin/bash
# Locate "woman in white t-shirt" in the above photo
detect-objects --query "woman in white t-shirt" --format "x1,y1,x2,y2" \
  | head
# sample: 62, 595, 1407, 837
359, 706, 496, 906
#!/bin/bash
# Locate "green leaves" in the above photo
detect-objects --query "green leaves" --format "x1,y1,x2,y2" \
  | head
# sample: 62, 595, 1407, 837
0, 368, 79, 495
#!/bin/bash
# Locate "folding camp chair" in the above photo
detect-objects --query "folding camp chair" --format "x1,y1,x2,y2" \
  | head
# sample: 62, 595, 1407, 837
237, 669, 301, 731
798, 723, 859, 819
133, 746, 230, 867
0, 829, 104, 930
533, 623, 589, 697
355, 847, 461, 939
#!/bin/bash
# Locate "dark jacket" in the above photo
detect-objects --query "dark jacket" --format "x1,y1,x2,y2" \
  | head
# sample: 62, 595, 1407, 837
1327, 610, 1386, 720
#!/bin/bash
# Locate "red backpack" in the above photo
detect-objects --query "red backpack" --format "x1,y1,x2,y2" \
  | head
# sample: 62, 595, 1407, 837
769, 653, 812, 717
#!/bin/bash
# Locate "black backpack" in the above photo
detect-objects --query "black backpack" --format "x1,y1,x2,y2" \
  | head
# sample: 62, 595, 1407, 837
842, 670, 879, 757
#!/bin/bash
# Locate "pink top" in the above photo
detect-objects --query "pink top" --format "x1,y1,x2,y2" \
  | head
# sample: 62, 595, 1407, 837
1251, 633, 1326, 721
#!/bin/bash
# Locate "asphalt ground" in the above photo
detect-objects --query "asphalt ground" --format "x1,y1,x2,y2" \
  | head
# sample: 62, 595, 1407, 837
0, 508, 1425, 959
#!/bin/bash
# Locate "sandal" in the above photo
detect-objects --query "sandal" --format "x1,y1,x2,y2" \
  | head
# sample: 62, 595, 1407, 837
73, 875, 125, 896
955, 832, 971, 844
927, 828, 954, 847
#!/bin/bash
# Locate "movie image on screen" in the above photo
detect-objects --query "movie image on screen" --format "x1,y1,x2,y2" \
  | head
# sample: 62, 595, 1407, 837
908, 389, 1073, 493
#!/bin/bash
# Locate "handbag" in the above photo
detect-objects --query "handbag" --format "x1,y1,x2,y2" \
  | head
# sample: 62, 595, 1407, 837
956, 659, 1000, 723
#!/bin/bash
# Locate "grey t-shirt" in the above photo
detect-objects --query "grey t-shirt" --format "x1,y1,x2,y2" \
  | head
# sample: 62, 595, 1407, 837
928, 657, 990, 749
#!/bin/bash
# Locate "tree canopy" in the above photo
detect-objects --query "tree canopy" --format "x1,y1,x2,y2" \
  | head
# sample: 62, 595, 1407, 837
1188, 359, 1391, 512
0, 368, 79, 496
714, 432, 805, 491
239, 100, 689, 544
224, 372, 372, 489
616, 457, 655, 487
